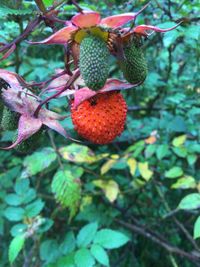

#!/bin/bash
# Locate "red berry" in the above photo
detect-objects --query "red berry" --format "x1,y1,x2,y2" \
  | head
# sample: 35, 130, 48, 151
71, 91, 127, 144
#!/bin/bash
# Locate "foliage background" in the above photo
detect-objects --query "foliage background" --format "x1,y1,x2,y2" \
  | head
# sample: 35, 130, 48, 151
0, 0, 200, 266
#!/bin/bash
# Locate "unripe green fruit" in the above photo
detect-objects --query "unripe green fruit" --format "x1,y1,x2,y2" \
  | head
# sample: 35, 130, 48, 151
1, 107, 19, 131
13, 130, 44, 153
79, 35, 109, 90
0, 102, 3, 122
120, 40, 148, 84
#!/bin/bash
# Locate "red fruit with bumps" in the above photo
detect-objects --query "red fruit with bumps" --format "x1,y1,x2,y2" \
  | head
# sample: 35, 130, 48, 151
71, 91, 127, 144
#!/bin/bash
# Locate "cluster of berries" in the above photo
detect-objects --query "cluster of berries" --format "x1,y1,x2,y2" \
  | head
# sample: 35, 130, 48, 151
0, 5, 180, 150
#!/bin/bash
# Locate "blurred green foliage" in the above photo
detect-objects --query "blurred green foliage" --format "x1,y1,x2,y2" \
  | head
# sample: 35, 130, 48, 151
0, 0, 200, 266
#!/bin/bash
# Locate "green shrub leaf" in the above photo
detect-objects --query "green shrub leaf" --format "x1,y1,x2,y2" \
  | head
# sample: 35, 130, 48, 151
74, 248, 95, 267
9, 235, 25, 264
77, 222, 98, 248
90, 244, 109, 266
178, 194, 200, 210
94, 229, 129, 249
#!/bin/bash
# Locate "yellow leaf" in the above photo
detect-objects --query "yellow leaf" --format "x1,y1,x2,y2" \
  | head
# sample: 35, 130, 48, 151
171, 176, 196, 189
101, 159, 117, 175
59, 144, 108, 164
127, 158, 137, 176
172, 135, 187, 147
80, 195, 93, 211
138, 162, 153, 181
110, 154, 119, 159
93, 180, 119, 202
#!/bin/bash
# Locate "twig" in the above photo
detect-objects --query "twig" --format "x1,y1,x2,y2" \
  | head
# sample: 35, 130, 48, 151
34, 68, 80, 117
155, 183, 200, 252
48, 131, 64, 171
71, 0, 83, 13
115, 219, 200, 266
0, 16, 42, 54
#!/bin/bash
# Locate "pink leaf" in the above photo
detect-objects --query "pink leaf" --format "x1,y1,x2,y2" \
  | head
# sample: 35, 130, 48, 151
0, 69, 23, 90
100, 79, 135, 92
1, 115, 42, 150
43, 119, 79, 142
0, 44, 16, 61
71, 11, 101, 28
100, 2, 150, 28
73, 88, 97, 109
133, 22, 182, 36
28, 25, 76, 45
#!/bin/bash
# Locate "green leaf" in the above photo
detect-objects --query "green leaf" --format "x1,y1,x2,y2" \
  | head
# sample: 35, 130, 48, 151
178, 194, 200, 210
5, 194, 22, 206
144, 144, 157, 158
156, 144, 170, 160
194, 216, 200, 239
94, 229, 129, 249
90, 244, 109, 266
43, 0, 54, 7
172, 147, 187, 158
40, 239, 59, 263
187, 154, 197, 165
9, 235, 25, 264
11, 224, 27, 237
77, 222, 98, 248
24, 199, 44, 218
21, 148, 57, 178
57, 254, 75, 267
51, 167, 83, 219
60, 232, 76, 254
172, 135, 187, 147
74, 248, 95, 267
4, 207, 24, 221
167, 116, 186, 133
165, 167, 183, 179
0, 6, 33, 18
15, 179, 30, 195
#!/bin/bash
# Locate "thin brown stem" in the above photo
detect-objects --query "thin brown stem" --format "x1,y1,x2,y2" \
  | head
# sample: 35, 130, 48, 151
34, 69, 80, 117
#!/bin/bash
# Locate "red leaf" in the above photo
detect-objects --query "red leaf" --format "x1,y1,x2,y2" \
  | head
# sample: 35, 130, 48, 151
1, 115, 42, 150
73, 88, 97, 109
71, 11, 101, 28
43, 119, 79, 142
100, 2, 149, 28
28, 26, 76, 45
100, 78, 135, 92
133, 22, 182, 36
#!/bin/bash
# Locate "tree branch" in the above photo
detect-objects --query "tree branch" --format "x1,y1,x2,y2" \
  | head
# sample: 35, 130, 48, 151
115, 219, 200, 266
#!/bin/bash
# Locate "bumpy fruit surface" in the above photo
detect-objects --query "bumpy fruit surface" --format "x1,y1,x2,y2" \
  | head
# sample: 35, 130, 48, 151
0, 102, 3, 122
120, 40, 148, 84
71, 91, 127, 144
1, 107, 19, 130
13, 130, 44, 153
79, 35, 109, 90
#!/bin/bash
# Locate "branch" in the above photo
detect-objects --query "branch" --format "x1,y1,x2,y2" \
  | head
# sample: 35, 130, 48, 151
0, 16, 42, 54
34, 68, 80, 117
116, 219, 200, 266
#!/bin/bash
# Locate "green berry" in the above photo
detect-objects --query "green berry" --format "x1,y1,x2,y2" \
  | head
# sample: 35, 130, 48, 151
1, 107, 19, 131
79, 35, 109, 90
13, 130, 44, 153
120, 40, 148, 84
